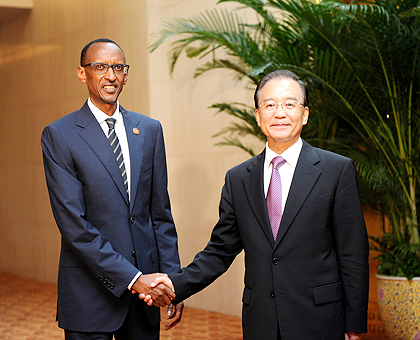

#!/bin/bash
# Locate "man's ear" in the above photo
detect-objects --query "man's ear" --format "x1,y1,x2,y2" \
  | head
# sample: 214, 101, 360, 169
255, 108, 261, 127
123, 73, 128, 85
303, 106, 309, 125
77, 66, 87, 84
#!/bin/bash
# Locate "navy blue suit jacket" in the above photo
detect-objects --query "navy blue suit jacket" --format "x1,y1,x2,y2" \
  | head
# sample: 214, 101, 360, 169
42, 102, 180, 332
169, 141, 369, 340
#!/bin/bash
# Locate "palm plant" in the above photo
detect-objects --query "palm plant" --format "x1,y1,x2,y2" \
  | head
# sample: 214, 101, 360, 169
150, 0, 420, 278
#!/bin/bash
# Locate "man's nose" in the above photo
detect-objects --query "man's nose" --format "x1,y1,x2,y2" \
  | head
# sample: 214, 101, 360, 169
104, 66, 117, 80
273, 104, 287, 117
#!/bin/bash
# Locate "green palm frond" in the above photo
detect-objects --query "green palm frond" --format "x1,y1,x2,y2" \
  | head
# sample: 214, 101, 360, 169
215, 137, 260, 156
151, 0, 420, 249
193, 58, 252, 81
210, 102, 265, 156
399, 6, 420, 19
150, 8, 266, 83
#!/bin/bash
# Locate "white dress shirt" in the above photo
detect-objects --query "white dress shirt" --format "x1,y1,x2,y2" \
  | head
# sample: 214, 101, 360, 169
88, 99, 141, 288
263, 138, 303, 213
88, 99, 131, 200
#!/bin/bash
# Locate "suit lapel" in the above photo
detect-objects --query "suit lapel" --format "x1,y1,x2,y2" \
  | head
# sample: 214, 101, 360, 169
242, 151, 275, 247
121, 107, 145, 213
274, 141, 321, 246
76, 102, 129, 206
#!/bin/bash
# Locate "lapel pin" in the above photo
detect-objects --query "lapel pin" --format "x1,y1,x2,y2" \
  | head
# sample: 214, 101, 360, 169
133, 128, 140, 135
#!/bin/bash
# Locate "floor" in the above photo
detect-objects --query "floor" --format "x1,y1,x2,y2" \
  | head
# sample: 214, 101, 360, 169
0, 272, 389, 340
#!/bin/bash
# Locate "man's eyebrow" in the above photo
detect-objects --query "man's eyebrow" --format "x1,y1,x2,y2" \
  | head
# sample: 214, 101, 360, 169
262, 96, 298, 102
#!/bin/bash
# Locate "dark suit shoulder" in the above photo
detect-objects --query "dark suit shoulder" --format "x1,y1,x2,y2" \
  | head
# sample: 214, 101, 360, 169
315, 147, 349, 162
45, 103, 161, 133
45, 101, 94, 134
121, 109, 151, 120
302, 141, 353, 167
46, 110, 79, 129
120, 107, 161, 129
227, 151, 264, 176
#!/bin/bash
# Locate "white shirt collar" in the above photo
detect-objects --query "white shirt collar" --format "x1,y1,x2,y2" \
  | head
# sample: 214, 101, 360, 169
87, 98, 123, 124
265, 138, 303, 169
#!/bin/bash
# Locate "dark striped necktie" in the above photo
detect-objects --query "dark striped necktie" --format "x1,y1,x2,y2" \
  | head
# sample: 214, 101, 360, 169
106, 118, 129, 196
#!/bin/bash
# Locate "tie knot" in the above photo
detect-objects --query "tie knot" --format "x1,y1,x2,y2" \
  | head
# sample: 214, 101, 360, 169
271, 156, 286, 170
106, 118, 116, 129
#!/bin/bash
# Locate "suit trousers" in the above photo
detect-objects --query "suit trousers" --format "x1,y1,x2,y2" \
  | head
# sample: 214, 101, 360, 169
64, 295, 159, 340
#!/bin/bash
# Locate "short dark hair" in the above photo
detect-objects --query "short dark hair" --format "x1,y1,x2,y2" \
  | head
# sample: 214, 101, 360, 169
80, 38, 125, 66
254, 69, 308, 109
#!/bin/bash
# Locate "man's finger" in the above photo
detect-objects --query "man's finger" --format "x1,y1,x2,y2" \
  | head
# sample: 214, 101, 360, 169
167, 304, 174, 316
165, 302, 184, 330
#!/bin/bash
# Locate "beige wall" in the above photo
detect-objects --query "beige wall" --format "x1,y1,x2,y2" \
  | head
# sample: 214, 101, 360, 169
0, 0, 263, 317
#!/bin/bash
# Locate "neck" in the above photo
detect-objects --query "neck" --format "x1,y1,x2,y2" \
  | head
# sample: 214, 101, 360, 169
102, 103, 118, 116
90, 98, 118, 116
268, 139, 296, 155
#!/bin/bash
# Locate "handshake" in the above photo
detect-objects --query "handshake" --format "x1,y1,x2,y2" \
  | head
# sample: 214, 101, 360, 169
131, 273, 183, 330
132, 273, 175, 307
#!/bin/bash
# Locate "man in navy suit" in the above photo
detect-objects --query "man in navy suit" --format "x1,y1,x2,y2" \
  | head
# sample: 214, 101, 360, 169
41, 38, 183, 340
143, 69, 369, 340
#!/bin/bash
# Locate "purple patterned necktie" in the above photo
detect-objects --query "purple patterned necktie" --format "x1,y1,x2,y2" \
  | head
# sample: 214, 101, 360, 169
266, 156, 286, 240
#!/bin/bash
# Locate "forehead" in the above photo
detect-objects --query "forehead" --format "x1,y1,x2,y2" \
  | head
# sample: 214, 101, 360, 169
260, 78, 302, 100
85, 42, 125, 63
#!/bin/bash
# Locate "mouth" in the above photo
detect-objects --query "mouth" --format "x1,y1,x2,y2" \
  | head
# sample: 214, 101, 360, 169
103, 85, 117, 90
271, 123, 289, 128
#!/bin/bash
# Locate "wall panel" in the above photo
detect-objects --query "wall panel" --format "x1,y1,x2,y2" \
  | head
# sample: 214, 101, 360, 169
0, 0, 253, 317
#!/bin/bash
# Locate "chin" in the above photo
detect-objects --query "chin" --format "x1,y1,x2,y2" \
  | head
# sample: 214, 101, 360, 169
101, 97, 118, 105
270, 134, 291, 141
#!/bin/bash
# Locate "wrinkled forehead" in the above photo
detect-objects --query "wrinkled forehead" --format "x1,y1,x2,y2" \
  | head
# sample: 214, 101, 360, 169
260, 78, 304, 100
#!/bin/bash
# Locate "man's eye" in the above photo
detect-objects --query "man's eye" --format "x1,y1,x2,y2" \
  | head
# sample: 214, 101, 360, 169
266, 103, 276, 108
114, 65, 123, 71
284, 102, 293, 107
96, 64, 105, 69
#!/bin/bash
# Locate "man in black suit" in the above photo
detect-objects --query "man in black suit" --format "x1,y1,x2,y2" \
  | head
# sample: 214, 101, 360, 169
42, 38, 183, 340
141, 69, 369, 340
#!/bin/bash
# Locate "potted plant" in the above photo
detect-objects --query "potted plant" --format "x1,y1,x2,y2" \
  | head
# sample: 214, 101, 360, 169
150, 0, 420, 338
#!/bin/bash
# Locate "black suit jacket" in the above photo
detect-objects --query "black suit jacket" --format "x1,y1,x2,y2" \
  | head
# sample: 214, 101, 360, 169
169, 141, 369, 340
42, 102, 180, 332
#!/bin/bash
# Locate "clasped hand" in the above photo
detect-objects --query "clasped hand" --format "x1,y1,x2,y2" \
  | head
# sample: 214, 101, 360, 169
131, 273, 175, 307
131, 273, 182, 330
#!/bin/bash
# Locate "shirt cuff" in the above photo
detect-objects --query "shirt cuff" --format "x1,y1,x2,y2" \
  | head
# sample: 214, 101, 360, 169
127, 271, 142, 290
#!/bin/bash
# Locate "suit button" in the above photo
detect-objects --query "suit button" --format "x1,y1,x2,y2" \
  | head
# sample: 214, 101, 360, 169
109, 284, 115, 290
132, 251, 136, 257
272, 258, 279, 265
130, 217, 135, 224
271, 291, 275, 298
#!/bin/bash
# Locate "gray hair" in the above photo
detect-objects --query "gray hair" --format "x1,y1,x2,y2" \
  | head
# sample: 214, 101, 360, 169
254, 69, 308, 109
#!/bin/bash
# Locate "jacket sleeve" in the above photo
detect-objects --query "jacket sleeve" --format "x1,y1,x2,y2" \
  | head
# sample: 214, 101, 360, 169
333, 159, 369, 332
150, 122, 181, 273
169, 170, 243, 302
